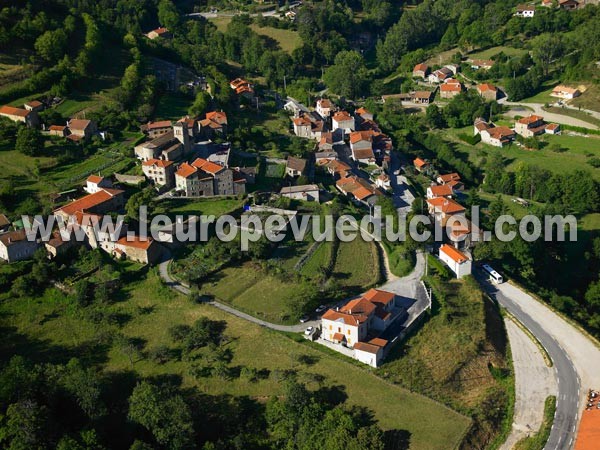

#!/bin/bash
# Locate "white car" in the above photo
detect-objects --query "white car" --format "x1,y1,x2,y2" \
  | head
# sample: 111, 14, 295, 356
315, 305, 327, 313
304, 326, 314, 335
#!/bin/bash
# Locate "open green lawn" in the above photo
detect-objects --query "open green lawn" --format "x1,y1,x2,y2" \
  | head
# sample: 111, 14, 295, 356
250, 25, 302, 54
0, 270, 471, 450
301, 240, 334, 277
209, 16, 232, 32
332, 238, 380, 291
201, 261, 310, 324
468, 45, 528, 60
440, 127, 600, 180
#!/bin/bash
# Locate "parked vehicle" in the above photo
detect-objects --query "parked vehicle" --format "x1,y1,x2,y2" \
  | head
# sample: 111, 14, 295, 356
299, 315, 310, 323
482, 264, 504, 284
304, 326, 314, 335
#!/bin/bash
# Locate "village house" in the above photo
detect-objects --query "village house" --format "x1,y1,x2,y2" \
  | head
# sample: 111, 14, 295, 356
412, 91, 434, 105
439, 244, 472, 278
469, 59, 495, 70
286, 156, 307, 177
355, 107, 374, 122
336, 175, 382, 206
291, 113, 325, 140
318, 132, 334, 151
325, 159, 351, 178
477, 83, 499, 101
440, 79, 462, 99
134, 122, 190, 161
230, 78, 254, 97
515, 114, 547, 137
427, 184, 453, 199
201, 111, 228, 138
45, 231, 78, 259
280, 184, 320, 202
412, 63, 430, 79
175, 158, 245, 197
332, 110, 355, 133
284, 98, 309, 116
146, 27, 172, 39
0, 230, 40, 263
0, 105, 39, 127
426, 197, 466, 226
541, 0, 554, 6
428, 67, 453, 83
474, 118, 516, 147
141, 120, 172, 139
142, 159, 176, 188
67, 119, 98, 141
437, 173, 461, 185
316, 98, 334, 118
413, 157, 430, 173
515, 4, 536, 16
321, 288, 403, 367
113, 236, 162, 265
349, 131, 376, 164
545, 123, 561, 135
84, 175, 113, 194
551, 85, 581, 99
54, 188, 126, 222
48, 125, 69, 137
24, 100, 44, 112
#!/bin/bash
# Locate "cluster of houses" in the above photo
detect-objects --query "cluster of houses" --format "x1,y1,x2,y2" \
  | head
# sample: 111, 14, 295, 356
289, 99, 393, 167
135, 112, 253, 196
320, 288, 406, 367
0, 98, 101, 143
230, 78, 254, 99
512, 0, 584, 19
474, 114, 560, 147
413, 158, 475, 279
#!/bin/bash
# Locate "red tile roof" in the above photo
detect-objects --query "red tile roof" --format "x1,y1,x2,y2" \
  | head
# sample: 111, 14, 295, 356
440, 244, 469, 264
478, 83, 497, 92
413, 63, 428, 73
175, 162, 197, 179
191, 158, 224, 175
49, 125, 67, 131
87, 175, 104, 184
333, 110, 353, 122
147, 120, 172, 130
0, 105, 30, 117
414, 157, 428, 168
517, 115, 544, 125
117, 235, 153, 250
142, 158, 173, 168
438, 173, 461, 183
429, 184, 453, 197
68, 119, 92, 131
0, 229, 29, 246
205, 111, 227, 125
353, 342, 381, 354
54, 188, 124, 216
427, 197, 466, 214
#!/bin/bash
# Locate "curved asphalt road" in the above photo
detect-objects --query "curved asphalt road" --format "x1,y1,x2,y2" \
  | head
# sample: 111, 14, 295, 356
476, 273, 580, 450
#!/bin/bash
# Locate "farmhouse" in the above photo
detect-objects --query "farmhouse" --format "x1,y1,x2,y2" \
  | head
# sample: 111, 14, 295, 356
0, 230, 40, 263
477, 83, 499, 101
355, 107, 374, 122
201, 111, 228, 137
515, 114, 547, 137
412, 91, 434, 104
469, 59, 495, 70
142, 159, 176, 188
413, 63, 430, 79
321, 288, 404, 367
114, 236, 161, 265
280, 184, 320, 202
551, 85, 581, 99
24, 100, 44, 112
0, 105, 39, 127
291, 113, 325, 139
286, 156, 307, 177
230, 78, 254, 97
146, 27, 172, 39
67, 119, 98, 140
141, 120, 172, 139
336, 176, 382, 206
349, 131, 375, 164
325, 160, 351, 178
48, 125, 69, 137
515, 4, 536, 16
439, 244, 472, 278
414, 157, 430, 173
437, 173, 461, 185
440, 79, 462, 99
134, 122, 190, 161
54, 188, 125, 220
84, 175, 113, 194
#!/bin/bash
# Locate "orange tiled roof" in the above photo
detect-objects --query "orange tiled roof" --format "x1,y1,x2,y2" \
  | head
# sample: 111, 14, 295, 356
87, 175, 104, 184
414, 157, 428, 168
55, 188, 123, 216
333, 110, 352, 122
429, 184, 453, 197
191, 158, 224, 175
413, 63, 428, 72
68, 119, 92, 131
117, 235, 153, 250
478, 83, 497, 92
0, 105, 30, 117
427, 197, 466, 214
142, 158, 173, 168
438, 173, 461, 183
175, 162, 197, 179
517, 115, 544, 125
440, 244, 469, 264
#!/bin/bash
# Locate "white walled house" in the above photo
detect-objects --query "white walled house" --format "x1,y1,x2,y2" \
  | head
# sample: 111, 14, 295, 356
0, 230, 39, 262
332, 111, 355, 132
439, 244, 472, 278
84, 175, 113, 194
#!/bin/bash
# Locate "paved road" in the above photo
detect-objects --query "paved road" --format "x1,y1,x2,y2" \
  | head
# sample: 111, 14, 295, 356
500, 318, 557, 450
475, 272, 600, 450
503, 102, 599, 130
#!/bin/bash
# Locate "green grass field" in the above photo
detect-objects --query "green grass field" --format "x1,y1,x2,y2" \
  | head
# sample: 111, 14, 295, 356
332, 239, 380, 291
159, 197, 243, 218
250, 24, 302, 54
439, 127, 600, 180
0, 270, 471, 450
154, 93, 194, 120
468, 46, 528, 60
570, 83, 600, 113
